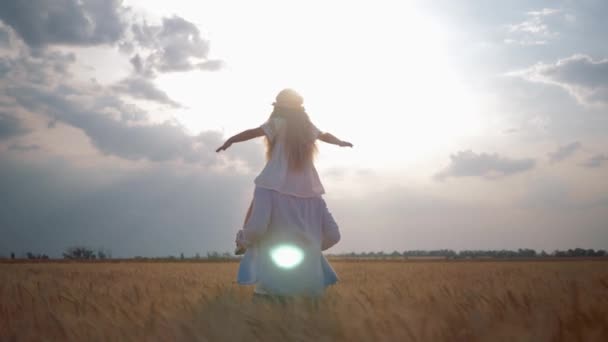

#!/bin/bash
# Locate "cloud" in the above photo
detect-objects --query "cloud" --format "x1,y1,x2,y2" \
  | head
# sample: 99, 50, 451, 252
0, 24, 250, 169
0, 25, 10, 46
0, 49, 76, 85
548, 141, 581, 162
0, 3, 221, 77
128, 16, 223, 77
322, 167, 376, 180
0, 154, 252, 257
0, 0, 127, 48
581, 154, 608, 168
435, 150, 536, 180
111, 76, 181, 108
7, 84, 222, 164
0, 112, 29, 140
8, 143, 40, 152
0, 50, 248, 166
510, 54, 608, 106
505, 8, 562, 46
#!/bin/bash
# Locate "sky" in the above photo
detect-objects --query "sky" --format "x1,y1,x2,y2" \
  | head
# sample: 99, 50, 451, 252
1, 0, 607, 257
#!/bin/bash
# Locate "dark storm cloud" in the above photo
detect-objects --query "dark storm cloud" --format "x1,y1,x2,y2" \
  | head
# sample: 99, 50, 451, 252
515, 55, 608, 106
0, 112, 29, 140
129, 16, 223, 76
581, 154, 608, 168
0, 154, 252, 258
112, 77, 181, 108
435, 150, 536, 180
548, 141, 581, 162
0, 0, 127, 48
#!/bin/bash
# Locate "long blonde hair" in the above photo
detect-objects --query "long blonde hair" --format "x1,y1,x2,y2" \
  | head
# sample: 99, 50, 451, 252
265, 106, 318, 171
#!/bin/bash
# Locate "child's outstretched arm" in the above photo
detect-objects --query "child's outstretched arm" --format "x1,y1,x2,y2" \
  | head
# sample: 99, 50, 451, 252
216, 127, 265, 152
318, 132, 353, 147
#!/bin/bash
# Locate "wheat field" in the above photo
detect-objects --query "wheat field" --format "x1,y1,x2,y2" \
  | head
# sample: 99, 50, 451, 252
1, 260, 607, 341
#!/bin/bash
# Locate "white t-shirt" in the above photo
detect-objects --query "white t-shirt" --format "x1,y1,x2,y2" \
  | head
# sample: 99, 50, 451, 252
254, 117, 325, 198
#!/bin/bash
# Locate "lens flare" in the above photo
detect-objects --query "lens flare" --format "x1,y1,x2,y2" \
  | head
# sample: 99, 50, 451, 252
270, 244, 304, 269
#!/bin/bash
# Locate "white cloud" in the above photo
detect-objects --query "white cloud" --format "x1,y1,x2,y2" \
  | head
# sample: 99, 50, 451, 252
111, 76, 181, 107
508, 54, 608, 106
126, 16, 223, 77
505, 8, 562, 46
581, 154, 608, 168
435, 150, 536, 181
548, 141, 581, 163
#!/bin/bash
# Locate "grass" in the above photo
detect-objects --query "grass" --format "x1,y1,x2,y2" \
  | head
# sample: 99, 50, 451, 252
1, 260, 607, 341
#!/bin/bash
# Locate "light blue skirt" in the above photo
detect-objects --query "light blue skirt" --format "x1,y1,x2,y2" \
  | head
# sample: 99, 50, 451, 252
237, 242, 338, 295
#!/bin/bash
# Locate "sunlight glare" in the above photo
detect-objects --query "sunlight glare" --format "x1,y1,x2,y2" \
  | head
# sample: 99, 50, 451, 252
270, 244, 304, 269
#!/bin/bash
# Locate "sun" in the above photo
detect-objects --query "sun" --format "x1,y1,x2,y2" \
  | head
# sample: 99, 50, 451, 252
149, 0, 486, 174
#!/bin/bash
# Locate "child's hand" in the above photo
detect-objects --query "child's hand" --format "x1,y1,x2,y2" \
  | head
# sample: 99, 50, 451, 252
235, 230, 247, 255
235, 245, 247, 255
339, 140, 353, 148
215, 141, 232, 152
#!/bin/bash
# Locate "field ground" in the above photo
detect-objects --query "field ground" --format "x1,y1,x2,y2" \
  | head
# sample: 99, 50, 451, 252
1, 260, 607, 341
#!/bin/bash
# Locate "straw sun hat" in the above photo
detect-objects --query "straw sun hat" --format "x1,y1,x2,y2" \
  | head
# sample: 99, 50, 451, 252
272, 88, 304, 109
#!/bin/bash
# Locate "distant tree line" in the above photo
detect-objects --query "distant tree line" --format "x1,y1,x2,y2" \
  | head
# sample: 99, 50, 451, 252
328, 248, 607, 259
2, 252, 50, 260
25, 252, 50, 260
3, 247, 606, 261
133, 251, 237, 261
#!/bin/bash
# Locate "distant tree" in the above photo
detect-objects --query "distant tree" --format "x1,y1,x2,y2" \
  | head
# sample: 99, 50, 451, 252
180, 253, 185, 260
518, 248, 536, 258
10, 252, 15, 260
63, 246, 96, 260
195, 253, 201, 259
572, 248, 585, 257
97, 249, 107, 260
207, 251, 220, 259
